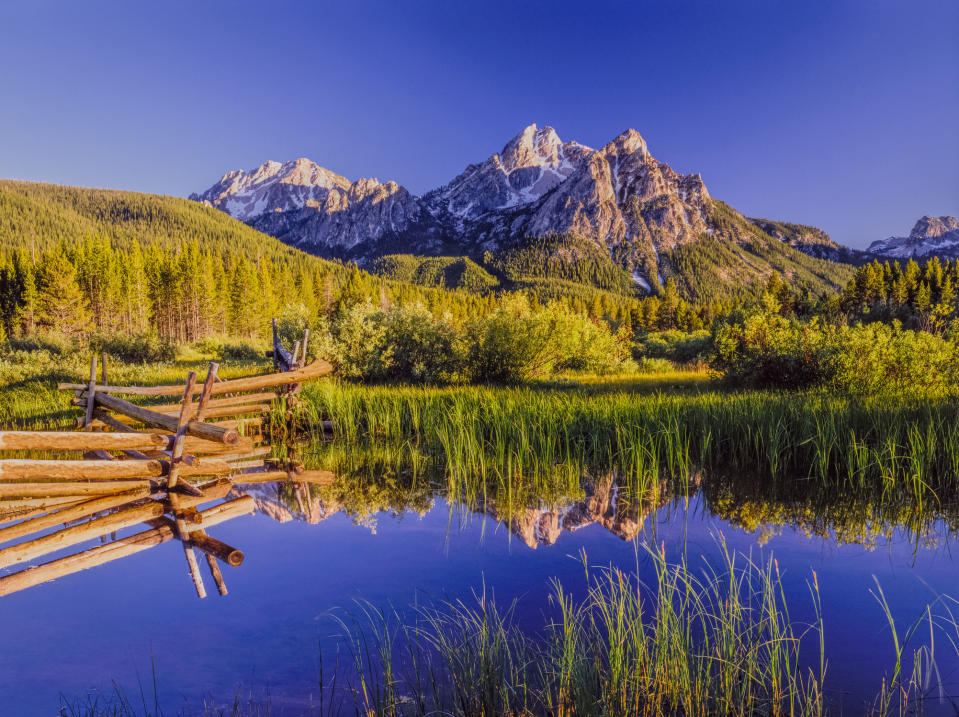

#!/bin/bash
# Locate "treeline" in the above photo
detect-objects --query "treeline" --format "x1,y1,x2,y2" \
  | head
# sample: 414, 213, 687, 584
0, 238, 732, 350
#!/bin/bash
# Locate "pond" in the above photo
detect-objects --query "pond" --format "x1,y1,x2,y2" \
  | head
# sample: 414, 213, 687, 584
1, 458, 957, 715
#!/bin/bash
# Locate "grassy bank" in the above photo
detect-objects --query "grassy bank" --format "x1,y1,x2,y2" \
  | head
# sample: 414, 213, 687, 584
296, 378, 959, 511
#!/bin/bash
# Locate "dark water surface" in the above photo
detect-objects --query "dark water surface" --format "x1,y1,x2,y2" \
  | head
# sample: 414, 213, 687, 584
1, 479, 957, 715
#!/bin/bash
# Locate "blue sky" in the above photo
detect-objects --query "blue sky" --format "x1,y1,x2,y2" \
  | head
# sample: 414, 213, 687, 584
0, 0, 956, 248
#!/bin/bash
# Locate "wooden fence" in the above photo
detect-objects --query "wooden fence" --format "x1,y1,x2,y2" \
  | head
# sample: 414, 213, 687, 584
0, 322, 334, 598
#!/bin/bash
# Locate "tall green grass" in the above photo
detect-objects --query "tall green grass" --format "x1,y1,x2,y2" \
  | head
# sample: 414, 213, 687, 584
330, 543, 958, 717
297, 381, 959, 510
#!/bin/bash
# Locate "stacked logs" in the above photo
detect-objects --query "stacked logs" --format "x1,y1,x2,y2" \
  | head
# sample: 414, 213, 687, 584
0, 324, 335, 599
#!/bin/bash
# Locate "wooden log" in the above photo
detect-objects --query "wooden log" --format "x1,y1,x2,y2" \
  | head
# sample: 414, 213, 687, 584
58, 359, 333, 397
300, 328, 310, 365
0, 496, 91, 522
167, 371, 197, 490
219, 446, 273, 463
168, 367, 209, 599
85, 410, 141, 433
0, 431, 169, 452
204, 552, 228, 595
233, 469, 335, 486
193, 361, 219, 423
147, 402, 273, 420
92, 392, 238, 445
0, 489, 150, 545
272, 318, 294, 372
145, 391, 279, 415
0, 458, 233, 481
167, 479, 232, 510
0, 522, 177, 597
0, 499, 253, 597
0, 500, 167, 567
100, 353, 108, 385
186, 528, 244, 567
178, 495, 254, 533
229, 459, 264, 471
180, 436, 255, 455
0, 481, 155, 497
190, 403, 272, 419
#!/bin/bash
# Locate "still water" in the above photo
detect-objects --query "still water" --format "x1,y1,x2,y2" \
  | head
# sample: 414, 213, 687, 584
1, 475, 957, 715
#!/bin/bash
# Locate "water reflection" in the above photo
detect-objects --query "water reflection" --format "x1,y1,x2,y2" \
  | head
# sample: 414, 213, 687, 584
2, 447, 956, 602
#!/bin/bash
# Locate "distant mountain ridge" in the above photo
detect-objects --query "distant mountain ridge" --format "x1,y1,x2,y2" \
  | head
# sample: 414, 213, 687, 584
867, 216, 959, 259
191, 124, 857, 298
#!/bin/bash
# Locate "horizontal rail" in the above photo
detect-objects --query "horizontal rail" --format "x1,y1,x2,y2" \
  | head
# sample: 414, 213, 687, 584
0, 458, 233, 481
0, 480, 156, 497
0, 431, 169, 452
58, 359, 333, 397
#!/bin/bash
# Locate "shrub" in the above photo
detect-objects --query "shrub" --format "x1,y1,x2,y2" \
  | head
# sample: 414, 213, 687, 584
221, 339, 266, 361
321, 303, 464, 384
465, 297, 631, 383
635, 329, 712, 364
8, 331, 77, 355
636, 357, 674, 373
713, 310, 959, 393
90, 332, 175, 363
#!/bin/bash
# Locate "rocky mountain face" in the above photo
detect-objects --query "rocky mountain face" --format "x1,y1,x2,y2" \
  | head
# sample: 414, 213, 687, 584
192, 124, 852, 292
867, 216, 959, 259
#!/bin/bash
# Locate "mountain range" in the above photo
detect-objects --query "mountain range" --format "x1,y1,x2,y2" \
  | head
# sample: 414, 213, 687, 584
191, 124, 862, 299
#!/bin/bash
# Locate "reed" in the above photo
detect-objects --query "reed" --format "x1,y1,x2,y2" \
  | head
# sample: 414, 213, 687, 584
297, 380, 959, 509
327, 543, 959, 716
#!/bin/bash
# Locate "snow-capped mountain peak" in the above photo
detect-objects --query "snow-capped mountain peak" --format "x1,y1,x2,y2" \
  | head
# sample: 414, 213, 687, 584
867, 215, 959, 258
190, 158, 352, 222
422, 123, 595, 223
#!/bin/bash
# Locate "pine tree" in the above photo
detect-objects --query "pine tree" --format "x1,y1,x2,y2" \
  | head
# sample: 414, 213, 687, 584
34, 250, 91, 335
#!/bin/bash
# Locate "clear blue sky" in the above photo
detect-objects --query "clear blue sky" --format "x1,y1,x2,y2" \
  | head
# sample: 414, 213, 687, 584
1, 0, 956, 249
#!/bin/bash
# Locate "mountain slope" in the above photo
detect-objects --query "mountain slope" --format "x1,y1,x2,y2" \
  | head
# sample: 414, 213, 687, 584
867, 216, 959, 258
0, 178, 341, 267
191, 124, 856, 299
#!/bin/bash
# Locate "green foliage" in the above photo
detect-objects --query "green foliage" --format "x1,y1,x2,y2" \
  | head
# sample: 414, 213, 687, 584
635, 329, 712, 364
488, 232, 638, 294
90, 332, 176, 364
714, 307, 959, 393
319, 303, 464, 384
311, 296, 632, 385
369, 254, 499, 292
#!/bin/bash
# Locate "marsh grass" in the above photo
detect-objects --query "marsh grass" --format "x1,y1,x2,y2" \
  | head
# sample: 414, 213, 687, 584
327, 543, 959, 716
296, 380, 959, 511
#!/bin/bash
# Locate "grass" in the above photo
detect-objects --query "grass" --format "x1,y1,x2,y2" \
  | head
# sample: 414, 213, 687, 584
334, 541, 832, 716
293, 378, 959, 512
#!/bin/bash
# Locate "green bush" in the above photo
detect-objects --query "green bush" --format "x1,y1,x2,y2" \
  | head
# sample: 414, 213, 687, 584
321, 303, 465, 384
465, 296, 631, 383
311, 297, 632, 385
713, 309, 959, 393
636, 357, 674, 373
91, 332, 175, 364
221, 338, 266, 361
635, 329, 712, 364
8, 331, 77, 355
